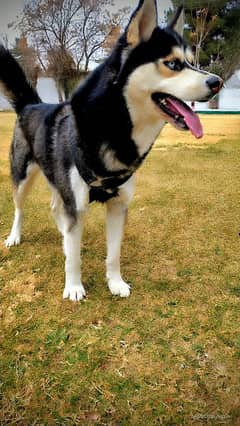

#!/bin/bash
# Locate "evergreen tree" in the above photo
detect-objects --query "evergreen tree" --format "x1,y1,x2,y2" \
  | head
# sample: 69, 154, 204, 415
171, 0, 240, 79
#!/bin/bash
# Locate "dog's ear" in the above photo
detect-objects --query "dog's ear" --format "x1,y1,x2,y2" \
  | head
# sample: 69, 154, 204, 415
169, 5, 185, 37
126, 0, 158, 47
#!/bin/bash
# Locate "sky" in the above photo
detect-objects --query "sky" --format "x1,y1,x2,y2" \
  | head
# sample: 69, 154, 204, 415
0, 0, 173, 44
114, 0, 173, 15
0, 0, 24, 42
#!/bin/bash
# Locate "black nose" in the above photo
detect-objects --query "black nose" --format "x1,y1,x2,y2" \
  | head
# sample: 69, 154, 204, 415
206, 76, 223, 94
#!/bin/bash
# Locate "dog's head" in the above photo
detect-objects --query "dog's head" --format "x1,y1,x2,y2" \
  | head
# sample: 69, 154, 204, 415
116, 0, 223, 139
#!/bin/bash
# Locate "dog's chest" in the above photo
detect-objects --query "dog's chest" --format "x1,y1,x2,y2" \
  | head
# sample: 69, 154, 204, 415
131, 120, 165, 156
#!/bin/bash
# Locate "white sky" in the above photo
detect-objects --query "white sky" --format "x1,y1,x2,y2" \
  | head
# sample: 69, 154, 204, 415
0, 0, 173, 45
115, 0, 173, 15
0, 0, 24, 42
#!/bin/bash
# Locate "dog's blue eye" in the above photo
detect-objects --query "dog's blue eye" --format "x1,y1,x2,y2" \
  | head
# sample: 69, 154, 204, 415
164, 60, 184, 71
168, 61, 176, 69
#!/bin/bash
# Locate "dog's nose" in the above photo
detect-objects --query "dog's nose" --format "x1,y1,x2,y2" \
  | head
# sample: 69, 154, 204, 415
206, 76, 223, 94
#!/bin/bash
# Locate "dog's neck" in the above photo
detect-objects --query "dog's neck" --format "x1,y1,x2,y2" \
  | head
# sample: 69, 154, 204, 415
70, 46, 165, 161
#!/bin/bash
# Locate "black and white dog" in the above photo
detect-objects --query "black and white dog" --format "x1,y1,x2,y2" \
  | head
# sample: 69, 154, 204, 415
0, 0, 222, 301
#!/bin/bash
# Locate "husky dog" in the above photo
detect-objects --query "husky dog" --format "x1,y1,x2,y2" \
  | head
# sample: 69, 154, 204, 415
0, 0, 222, 301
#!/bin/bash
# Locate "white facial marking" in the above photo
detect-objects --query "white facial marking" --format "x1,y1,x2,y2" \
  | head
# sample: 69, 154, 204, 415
156, 67, 210, 101
124, 63, 166, 157
124, 59, 213, 144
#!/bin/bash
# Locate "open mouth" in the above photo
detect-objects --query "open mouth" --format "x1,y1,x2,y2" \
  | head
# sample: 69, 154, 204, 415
152, 93, 203, 139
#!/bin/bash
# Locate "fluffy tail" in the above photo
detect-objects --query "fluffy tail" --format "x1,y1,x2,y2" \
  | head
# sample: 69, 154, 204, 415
0, 45, 41, 114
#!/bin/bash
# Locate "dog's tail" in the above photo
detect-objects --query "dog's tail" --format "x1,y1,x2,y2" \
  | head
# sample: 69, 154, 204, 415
0, 45, 41, 114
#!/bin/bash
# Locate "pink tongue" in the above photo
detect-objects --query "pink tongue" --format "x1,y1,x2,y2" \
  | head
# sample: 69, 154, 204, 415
167, 98, 203, 139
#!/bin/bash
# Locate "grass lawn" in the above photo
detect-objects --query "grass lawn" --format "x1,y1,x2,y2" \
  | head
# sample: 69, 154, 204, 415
0, 112, 240, 424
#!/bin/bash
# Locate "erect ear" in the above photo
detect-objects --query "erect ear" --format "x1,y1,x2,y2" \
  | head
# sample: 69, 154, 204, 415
126, 0, 158, 47
169, 5, 185, 37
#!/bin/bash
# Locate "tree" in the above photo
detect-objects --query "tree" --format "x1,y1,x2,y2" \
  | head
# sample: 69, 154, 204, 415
16, 0, 128, 99
17, 0, 128, 96
11, 36, 40, 87
171, 0, 240, 79
210, 1, 240, 79
47, 46, 79, 100
0, 33, 10, 49
76, 1, 128, 71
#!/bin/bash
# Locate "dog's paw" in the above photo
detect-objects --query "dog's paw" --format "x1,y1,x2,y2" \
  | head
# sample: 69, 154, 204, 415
108, 280, 131, 298
5, 233, 21, 247
63, 283, 86, 302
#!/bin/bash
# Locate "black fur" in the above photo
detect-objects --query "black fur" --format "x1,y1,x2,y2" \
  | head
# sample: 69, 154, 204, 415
0, 45, 40, 113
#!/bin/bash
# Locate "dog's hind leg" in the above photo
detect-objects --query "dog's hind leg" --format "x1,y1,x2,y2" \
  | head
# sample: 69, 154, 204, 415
5, 162, 39, 247
106, 176, 135, 297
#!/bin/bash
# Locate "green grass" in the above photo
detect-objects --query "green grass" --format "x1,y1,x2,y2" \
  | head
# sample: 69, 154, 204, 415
1, 114, 240, 424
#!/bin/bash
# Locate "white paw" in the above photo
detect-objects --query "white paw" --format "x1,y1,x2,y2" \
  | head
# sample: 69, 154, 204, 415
108, 280, 131, 298
63, 284, 86, 302
5, 233, 21, 247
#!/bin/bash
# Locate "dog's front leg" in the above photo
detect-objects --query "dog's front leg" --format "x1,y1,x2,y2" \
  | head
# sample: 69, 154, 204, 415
62, 215, 86, 301
106, 177, 135, 297
62, 166, 89, 301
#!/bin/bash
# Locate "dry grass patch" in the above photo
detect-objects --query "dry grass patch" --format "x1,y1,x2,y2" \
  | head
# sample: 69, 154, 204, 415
1, 112, 240, 424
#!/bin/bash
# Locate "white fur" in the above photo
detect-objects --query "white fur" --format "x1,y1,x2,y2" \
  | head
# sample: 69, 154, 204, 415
124, 61, 217, 156
100, 143, 127, 172
5, 208, 22, 247
51, 190, 65, 235
62, 173, 135, 301
62, 216, 86, 301
70, 166, 89, 212
126, 61, 214, 105
124, 68, 166, 156
106, 176, 135, 297
5, 163, 39, 247
62, 166, 89, 301
155, 67, 211, 101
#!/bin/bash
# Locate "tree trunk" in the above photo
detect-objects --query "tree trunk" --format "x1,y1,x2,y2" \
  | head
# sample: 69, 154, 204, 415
56, 80, 65, 102
208, 95, 219, 109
